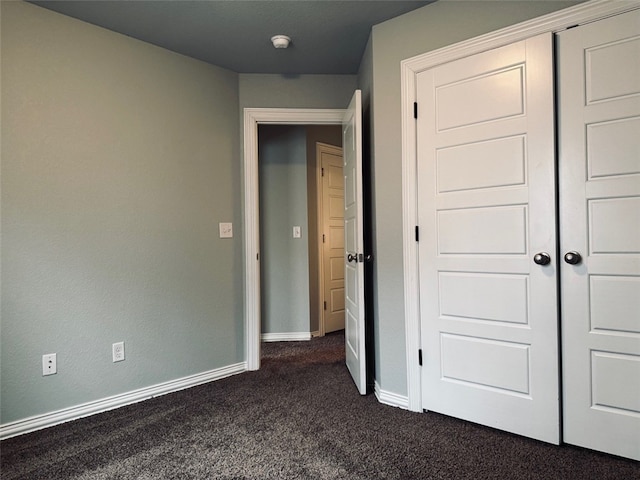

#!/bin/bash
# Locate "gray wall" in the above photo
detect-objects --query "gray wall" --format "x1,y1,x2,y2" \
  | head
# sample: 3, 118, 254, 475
259, 126, 310, 335
367, 0, 582, 396
239, 74, 357, 110
1, 2, 242, 424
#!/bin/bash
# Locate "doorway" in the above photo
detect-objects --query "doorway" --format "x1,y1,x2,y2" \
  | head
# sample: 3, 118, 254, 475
243, 108, 346, 371
244, 94, 370, 396
257, 126, 343, 341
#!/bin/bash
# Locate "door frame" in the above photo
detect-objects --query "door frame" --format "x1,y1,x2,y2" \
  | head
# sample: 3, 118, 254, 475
400, 0, 639, 412
316, 141, 345, 337
244, 108, 345, 371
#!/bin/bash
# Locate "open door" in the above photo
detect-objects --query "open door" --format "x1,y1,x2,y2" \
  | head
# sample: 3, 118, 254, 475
343, 90, 366, 394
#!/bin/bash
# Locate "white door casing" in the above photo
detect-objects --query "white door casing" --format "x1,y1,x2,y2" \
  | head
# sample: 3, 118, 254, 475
243, 108, 345, 371
318, 143, 346, 335
343, 90, 367, 394
417, 34, 560, 443
558, 9, 640, 461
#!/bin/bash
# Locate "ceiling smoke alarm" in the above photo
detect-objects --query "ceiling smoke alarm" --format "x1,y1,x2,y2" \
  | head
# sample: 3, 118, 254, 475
271, 35, 291, 49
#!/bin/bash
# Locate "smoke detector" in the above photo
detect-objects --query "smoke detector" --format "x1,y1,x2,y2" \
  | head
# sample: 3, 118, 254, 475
271, 35, 291, 49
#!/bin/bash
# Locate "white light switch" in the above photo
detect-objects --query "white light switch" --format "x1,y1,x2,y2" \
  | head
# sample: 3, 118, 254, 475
293, 226, 301, 238
219, 222, 233, 238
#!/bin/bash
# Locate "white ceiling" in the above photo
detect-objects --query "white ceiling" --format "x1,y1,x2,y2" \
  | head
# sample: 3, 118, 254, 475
30, 1, 433, 74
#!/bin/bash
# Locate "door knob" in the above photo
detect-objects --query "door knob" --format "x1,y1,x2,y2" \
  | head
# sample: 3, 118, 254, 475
533, 252, 551, 265
564, 251, 582, 265
347, 253, 357, 263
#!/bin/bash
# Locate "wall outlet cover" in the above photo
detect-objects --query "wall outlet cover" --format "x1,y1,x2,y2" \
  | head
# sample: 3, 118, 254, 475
112, 342, 125, 362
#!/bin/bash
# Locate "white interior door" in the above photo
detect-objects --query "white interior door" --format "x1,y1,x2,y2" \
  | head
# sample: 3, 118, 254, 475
417, 34, 560, 443
343, 90, 366, 394
319, 143, 346, 334
558, 9, 640, 461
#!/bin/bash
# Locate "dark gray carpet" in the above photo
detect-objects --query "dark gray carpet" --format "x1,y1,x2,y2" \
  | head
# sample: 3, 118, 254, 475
1, 332, 638, 479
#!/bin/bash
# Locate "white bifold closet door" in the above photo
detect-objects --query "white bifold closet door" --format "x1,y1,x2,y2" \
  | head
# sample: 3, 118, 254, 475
558, 9, 640, 461
416, 33, 560, 444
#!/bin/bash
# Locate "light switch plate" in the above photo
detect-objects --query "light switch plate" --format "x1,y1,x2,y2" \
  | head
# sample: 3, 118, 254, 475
293, 226, 301, 238
219, 222, 233, 238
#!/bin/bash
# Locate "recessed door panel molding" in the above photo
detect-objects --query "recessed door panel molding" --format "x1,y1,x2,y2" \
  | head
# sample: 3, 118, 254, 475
417, 33, 560, 444
586, 35, 640, 104
346, 310, 358, 354
329, 226, 344, 250
345, 261, 357, 303
591, 351, 640, 414
587, 116, 640, 179
330, 288, 345, 312
588, 196, 640, 254
327, 162, 343, 188
437, 135, 527, 193
344, 218, 355, 255
329, 195, 344, 219
345, 166, 356, 207
441, 334, 531, 395
559, 8, 640, 461
436, 66, 525, 131
329, 257, 344, 282
439, 272, 529, 325
437, 205, 528, 255
590, 275, 640, 334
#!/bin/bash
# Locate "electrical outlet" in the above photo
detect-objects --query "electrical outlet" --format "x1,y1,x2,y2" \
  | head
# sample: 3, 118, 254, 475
112, 342, 125, 362
42, 353, 57, 376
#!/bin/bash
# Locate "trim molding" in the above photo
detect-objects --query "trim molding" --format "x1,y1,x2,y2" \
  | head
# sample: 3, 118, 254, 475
0, 362, 246, 440
374, 381, 410, 410
400, 0, 640, 413
243, 108, 345, 372
261, 332, 312, 342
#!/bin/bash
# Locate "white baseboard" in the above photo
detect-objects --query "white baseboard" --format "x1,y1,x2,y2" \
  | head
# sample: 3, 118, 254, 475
261, 332, 311, 342
375, 380, 410, 410
0, 362, 247, 440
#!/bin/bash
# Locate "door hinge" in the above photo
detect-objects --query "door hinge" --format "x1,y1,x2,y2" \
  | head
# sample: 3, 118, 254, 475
413, 102, 418, 119
324, 301, 327, 310
415, 226, 419, 242
321, 167, 325, 177
418, 349, 423, 366
257, 253, 260, 261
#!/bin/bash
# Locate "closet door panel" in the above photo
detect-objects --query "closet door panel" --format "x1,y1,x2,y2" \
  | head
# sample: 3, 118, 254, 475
417, 33, 560, 444
558, 8, 640, 461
